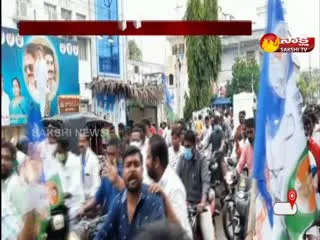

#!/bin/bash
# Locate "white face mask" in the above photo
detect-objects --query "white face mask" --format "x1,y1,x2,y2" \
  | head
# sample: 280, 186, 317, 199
130, 141, 142, 148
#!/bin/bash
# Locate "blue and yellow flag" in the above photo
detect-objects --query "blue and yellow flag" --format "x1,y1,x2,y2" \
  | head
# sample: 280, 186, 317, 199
253, 0, 317, 239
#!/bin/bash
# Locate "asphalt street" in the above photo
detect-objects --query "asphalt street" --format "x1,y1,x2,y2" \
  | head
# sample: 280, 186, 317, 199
215, 215, 227, 240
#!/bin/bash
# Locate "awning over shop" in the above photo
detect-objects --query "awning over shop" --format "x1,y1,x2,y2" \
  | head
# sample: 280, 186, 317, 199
212, 97, 232, 105
89, 77, 164, 105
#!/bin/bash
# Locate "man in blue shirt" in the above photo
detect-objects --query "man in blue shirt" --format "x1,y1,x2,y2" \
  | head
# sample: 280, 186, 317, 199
78, 139, 124, 216
95, 146, 166, 240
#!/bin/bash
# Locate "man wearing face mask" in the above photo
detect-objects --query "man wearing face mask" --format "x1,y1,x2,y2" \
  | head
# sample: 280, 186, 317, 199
54, 138, 85, 219
39, 125, 58, 161
130, 126, 153, 184
176, 130, 214, 240
236, 118, 255, 176
78, 133, 100, 200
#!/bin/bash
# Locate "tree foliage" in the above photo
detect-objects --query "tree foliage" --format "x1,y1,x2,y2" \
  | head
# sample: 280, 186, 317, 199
128, 39, 143, 61
229, 57, 260, 96
298, 77, 318, 100
183, 0, 221, 120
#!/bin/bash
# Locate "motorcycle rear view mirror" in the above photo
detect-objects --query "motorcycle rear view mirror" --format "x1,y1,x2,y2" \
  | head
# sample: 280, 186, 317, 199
207, 188, 216, 202
227, 157, 236, 167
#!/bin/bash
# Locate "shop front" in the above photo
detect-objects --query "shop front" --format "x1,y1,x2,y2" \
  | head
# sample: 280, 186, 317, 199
89, 77, 164, 127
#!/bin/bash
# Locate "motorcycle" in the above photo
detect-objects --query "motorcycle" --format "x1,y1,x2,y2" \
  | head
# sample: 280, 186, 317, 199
222, 169, 252, 240
208, 151, 229, 206
68, 215, 106, 240
187, 188, 217, 240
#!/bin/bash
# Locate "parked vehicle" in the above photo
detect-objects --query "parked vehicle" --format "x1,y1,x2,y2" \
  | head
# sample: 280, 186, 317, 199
42, 112, 111, 156
222, 168, 252, 240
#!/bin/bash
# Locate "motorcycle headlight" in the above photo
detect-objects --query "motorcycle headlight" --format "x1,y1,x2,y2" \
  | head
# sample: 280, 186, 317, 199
237, 191, 245, 199
211, 162, 218, 170
52, 214, 65, 230
225, 171, 234, 185
68, 232, 81, 240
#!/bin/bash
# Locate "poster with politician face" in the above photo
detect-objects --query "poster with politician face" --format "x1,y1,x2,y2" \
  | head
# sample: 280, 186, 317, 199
1, 27, 80, 126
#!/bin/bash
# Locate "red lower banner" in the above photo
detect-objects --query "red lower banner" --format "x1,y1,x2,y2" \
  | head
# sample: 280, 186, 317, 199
18, 20, 252, 36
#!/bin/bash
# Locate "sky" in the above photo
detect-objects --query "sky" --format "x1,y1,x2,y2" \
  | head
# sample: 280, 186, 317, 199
124, 0, 320, 71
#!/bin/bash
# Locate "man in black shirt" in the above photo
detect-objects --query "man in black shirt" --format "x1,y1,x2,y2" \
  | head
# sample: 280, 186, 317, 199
202, 115, 225, 154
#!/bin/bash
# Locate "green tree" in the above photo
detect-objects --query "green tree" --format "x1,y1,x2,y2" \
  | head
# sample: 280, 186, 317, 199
230, 57, 260, 95
297, 78, 308, 98
297, 77, 318, 102
183, 0, 221, 120
128, 39, 143, 61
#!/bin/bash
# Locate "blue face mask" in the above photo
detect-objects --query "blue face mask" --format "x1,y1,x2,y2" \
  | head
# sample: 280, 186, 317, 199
184, 148, 193, 161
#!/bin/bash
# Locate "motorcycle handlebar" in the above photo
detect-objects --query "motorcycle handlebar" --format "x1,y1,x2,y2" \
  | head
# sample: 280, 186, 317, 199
187, 205, 208, 215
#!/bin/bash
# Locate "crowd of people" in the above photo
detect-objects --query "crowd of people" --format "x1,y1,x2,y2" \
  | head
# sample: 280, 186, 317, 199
2, 104, 320, 240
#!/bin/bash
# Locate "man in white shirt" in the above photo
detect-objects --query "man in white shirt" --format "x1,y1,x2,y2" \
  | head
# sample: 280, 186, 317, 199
146, 135, 193, 240
35, 46, 49, 118
78, 133, 101, 200
168, 128, 184, 170
53, 138, 85, 219
130, 125, 153, 184
1, 76, 10, 126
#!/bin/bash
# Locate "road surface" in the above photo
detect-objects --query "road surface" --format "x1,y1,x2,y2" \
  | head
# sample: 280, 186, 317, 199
216, 215, 227, 240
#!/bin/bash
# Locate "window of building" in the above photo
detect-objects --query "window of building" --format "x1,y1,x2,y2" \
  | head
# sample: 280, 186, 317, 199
78, 38, 87, 60
169, 74, 174, 86
76, 13, 86, 20
246, 51, 255, 61
172, 45, 178, 55
134, 65, 139, 74
44, 3, 57, 20
178, 43, 185, 54
61, 8, 71, 20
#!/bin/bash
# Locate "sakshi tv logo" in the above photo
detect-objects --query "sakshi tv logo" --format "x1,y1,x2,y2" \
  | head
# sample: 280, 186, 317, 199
260, 33, 315, 53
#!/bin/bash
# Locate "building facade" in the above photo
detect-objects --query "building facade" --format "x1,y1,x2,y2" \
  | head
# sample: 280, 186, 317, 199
217, 2, 300, 94
2, 0, 126, 110
127, 60, 166, 125
165, 36, 187, 119
2, 0, 96, 109
165, 6, 234, 118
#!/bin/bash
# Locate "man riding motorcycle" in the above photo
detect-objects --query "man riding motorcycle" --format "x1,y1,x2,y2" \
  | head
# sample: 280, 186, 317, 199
176, 130, 216, 240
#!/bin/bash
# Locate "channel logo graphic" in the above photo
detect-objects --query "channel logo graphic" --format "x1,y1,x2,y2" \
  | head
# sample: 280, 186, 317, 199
260, 33, 315, 53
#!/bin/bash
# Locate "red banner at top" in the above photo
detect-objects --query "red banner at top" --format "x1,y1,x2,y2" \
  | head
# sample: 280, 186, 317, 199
18, 20, 252, 36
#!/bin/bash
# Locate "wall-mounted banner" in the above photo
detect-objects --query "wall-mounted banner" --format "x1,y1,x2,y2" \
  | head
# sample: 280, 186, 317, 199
94, 93, 126, 125
58, 95, 80, 113
96, 0, 120, 76
1, 27, 80, 126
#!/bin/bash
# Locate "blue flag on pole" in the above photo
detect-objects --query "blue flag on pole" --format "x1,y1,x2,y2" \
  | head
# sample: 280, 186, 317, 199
253, 0, 317, 238
26, 102, 46, 160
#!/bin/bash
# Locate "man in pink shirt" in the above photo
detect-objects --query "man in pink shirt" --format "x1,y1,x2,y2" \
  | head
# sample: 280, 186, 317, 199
236, 118, 255, 176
